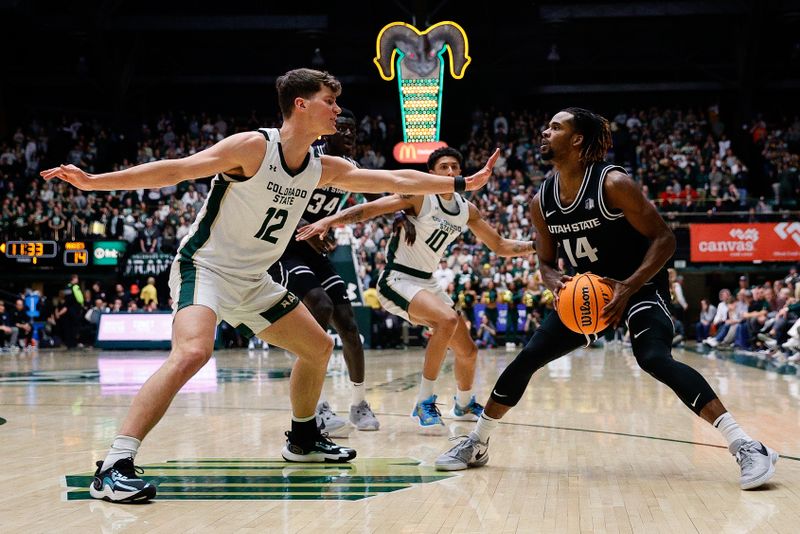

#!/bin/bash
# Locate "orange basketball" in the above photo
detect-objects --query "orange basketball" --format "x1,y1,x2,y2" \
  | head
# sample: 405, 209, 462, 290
556, 273, 615, 335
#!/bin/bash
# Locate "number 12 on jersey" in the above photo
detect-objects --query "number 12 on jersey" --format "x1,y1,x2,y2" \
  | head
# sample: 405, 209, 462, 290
562, 236, 598, 267
255, 207, 288, 244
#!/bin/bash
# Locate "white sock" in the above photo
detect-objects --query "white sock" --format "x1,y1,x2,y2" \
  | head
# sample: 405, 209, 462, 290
455, 388, 473, 408
292, 413, 316, 423
351, 382, 365, 406
417, 376, 436, 402
101, 435, 141, 472
713, 412, 752, 447
469, 413, 499, 444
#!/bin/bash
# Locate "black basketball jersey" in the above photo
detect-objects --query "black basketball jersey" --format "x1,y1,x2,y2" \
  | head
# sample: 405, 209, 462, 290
298, 151, 355, 224
539, 162, 668, 289
283, 151, 354, 257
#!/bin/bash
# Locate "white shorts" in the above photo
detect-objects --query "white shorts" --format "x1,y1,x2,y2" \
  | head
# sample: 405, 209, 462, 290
377, 269, 453, 323
169, 259, 300, 337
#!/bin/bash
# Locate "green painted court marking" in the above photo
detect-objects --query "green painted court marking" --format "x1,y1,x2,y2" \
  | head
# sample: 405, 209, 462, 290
64, 457, 455, 501
0, 367, 292, 386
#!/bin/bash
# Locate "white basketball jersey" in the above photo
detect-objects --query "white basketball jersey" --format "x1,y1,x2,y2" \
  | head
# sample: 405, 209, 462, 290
387, 193, 469, 275
177, 128, 323, 277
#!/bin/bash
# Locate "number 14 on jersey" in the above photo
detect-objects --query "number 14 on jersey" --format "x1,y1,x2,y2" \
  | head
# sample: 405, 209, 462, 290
562, 237, 598, 267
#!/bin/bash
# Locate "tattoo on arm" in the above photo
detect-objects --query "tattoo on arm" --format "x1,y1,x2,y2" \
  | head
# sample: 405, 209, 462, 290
340, 207, 365, 224
510, 241, 534, 254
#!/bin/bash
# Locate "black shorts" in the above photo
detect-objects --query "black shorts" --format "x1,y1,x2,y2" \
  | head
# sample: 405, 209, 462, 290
533, 283, 674, 352
268, 249, 349, 304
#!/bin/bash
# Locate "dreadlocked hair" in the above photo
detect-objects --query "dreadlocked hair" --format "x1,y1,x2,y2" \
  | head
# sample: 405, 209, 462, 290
562, 107, 612, 163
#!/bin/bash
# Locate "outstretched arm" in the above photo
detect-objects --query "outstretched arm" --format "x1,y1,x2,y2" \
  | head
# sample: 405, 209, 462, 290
320, 149, 499, 194
295, 194, 419, 242
40, 132, 265, 191
466, 202, 535, 257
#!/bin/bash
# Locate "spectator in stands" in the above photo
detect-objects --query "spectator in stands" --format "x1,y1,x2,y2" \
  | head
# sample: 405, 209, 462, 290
668, 268, 689, 325
112, 284, 129, 307
695, 298, 717, 342
138, 217, 161, 253
704, 294, 740, 349
433, 259, 455, 291
0, 301, 19, 351
475, 314, 497, 349
12, 298, 33, 349
140, 277, 158, 307
83, 298, 107, 343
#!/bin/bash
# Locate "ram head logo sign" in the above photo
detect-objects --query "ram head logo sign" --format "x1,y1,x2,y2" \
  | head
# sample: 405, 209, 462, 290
374, 21, 471, 163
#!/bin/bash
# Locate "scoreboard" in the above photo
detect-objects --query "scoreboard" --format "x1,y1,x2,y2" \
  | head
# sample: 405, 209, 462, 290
1, 240, 126, 270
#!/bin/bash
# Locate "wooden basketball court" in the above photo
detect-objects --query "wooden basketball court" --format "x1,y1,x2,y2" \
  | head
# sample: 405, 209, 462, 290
1, 344, 798, 532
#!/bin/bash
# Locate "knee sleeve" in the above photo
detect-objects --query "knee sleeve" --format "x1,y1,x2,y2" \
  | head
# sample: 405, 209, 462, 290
635, 347, 718, 415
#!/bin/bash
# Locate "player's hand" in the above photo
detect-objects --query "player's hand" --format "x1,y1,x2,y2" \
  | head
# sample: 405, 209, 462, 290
40, 164, 93, 190
542, 269, 571, 298
600, 277, 634, 328
464, 148, 500, 191
296, 219, 332, 242
305, 230, 336, 254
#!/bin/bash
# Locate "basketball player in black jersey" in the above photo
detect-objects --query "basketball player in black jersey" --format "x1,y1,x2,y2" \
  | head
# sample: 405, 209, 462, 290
268, 109, 380, 433
436, 108, 779, 490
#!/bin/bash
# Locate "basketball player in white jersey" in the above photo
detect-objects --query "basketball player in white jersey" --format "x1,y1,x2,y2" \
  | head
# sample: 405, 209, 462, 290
297, 147, 535, 433
41, 68, 499, 503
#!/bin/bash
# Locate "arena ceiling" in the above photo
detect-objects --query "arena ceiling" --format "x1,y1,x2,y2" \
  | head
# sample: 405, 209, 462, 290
1, 1, 798, 115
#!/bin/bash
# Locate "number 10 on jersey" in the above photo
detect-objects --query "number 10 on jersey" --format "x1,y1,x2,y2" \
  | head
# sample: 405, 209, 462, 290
562, 236, 598, 267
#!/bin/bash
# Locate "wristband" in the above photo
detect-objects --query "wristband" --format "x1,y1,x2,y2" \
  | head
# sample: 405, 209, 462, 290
453, 175, 466, 193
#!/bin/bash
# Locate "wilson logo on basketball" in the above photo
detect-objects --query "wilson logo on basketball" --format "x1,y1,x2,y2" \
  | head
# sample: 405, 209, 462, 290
580, 286, 592, 327
556, 273, 615, 335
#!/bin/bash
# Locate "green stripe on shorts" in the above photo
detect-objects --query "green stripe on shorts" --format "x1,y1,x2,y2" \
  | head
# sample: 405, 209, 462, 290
259, 291, 301, 325
378, 270, 410, 311
177, 260, 197, 311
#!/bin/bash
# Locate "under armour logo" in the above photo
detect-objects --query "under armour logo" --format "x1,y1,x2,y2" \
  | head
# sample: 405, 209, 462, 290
269, 165, 277, 172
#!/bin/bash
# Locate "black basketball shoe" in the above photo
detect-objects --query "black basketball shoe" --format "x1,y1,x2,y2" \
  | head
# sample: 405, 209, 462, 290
281, 431, 357, 463
89, 458, 157, 503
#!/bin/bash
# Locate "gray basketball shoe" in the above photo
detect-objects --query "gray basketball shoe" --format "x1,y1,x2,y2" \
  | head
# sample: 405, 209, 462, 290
435, 434, 489, 471
729, 439, 779, 489
349, 400, 380, 431
316, 401, 353, 438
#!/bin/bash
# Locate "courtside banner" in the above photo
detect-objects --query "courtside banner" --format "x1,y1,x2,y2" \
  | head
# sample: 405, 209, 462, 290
690, 223, 800, 262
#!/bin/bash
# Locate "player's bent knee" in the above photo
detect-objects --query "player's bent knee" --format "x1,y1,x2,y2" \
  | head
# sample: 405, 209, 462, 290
636, 351, 671, 376
297, 333, 335, 367
170, 346, 212, 377
434, 312, 459, 333
305, 289, 334, 325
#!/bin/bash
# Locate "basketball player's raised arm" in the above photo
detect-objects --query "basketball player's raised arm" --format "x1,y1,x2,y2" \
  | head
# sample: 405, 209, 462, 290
319, 149, 499, 195
295, 194, 420, 241
601, 170, 676, 323
39, 132, 264, 191
530, 193, 571, 294
466, 202, 535, 257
